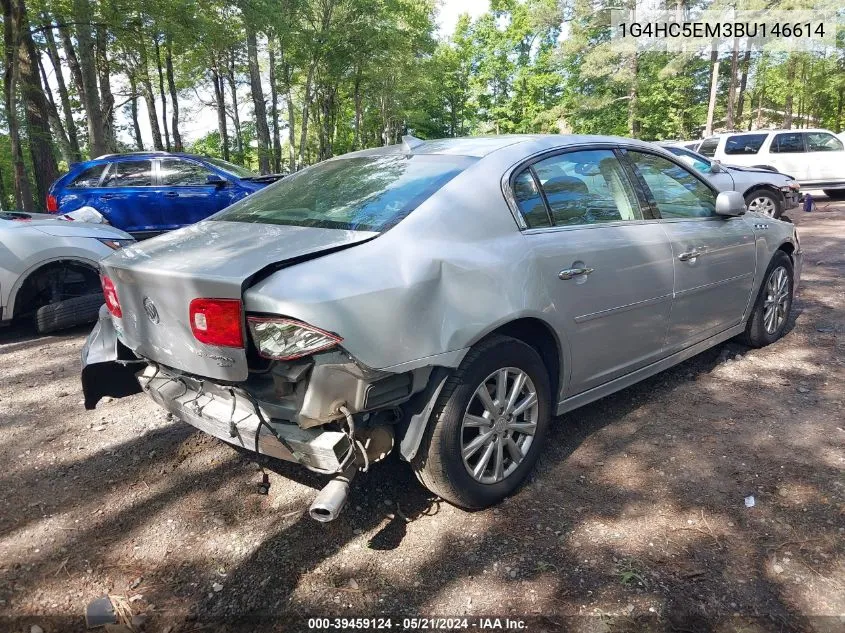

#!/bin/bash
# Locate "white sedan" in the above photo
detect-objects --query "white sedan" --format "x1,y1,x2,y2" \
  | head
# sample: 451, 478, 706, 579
0, 211, 134, 333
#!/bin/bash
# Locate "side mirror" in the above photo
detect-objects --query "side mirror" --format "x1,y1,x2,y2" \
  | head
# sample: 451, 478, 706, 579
715, 190, 746, 217
710, 160, 723, 174
207, 174, 227, 187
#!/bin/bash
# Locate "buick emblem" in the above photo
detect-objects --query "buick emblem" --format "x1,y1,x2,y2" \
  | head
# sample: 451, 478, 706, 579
143, 297, 160, 324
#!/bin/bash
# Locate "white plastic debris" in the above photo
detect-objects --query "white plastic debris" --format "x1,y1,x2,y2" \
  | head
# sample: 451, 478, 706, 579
744, 495, 756, 508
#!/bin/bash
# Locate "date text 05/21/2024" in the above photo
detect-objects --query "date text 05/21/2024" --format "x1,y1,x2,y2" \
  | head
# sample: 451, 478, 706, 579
307, 617, 528, 630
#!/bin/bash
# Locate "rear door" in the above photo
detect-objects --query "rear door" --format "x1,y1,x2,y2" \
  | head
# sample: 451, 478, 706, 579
624, 150, 757, 352
512, 148, 675, 396
156, 158, 234, 229
768, 132, 808, 180
93, 159, 160, 233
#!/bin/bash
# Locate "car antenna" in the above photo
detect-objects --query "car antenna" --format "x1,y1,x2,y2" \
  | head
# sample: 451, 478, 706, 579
401, 134, 424, 153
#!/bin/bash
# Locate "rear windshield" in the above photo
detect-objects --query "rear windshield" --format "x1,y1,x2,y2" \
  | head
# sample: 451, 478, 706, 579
212, 154, 476, 231
724, 134, 768, 155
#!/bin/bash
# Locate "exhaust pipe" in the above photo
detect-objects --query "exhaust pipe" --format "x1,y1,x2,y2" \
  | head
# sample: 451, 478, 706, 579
309, 463, 356, 523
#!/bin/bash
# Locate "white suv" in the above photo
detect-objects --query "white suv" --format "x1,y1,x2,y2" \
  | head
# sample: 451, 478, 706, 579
697, 129, 845, 198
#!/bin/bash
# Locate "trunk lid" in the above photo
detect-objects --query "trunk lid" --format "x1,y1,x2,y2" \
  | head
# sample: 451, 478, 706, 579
103, 220, 377, 381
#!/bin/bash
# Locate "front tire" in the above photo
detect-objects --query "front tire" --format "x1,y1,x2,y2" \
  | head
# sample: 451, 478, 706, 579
412, 336, 551, 509
745, 189, 783, 219
822, 189, 845, 200
741, 251, 794, 348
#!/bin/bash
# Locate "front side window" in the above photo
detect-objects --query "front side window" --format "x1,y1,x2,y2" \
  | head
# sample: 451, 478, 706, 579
102, 160, 153, 187
805, 132, 843, 152
665, 147, 711, 173
697, 137, 720, 157
627, 151, 716, 219
160, 158, 214, 186
203, 156, 258, 179
70, 164, 107, 188
724, 134, 768, 155
771, 133, 805, 153
213, 154, 475, 232
526, 150, 641, 226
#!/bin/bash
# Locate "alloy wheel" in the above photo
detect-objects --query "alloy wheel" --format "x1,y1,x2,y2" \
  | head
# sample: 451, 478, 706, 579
748, 195, 777, 217
763, 266, 790, 334
460, 367, 539, 484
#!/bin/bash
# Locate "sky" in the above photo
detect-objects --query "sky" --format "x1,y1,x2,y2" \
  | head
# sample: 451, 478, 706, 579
82, 0, 491, 151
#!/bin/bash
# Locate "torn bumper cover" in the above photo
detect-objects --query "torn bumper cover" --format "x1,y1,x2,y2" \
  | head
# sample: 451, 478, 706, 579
81, 306, 143, 409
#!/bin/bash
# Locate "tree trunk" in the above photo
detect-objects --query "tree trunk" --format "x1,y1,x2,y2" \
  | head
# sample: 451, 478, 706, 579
38, 54, 75, 165
725, 39, 739, 130
226, 52, 243, 160
137, 37, 164, 150
736, 48, 752, 124
211, 66, 230, 161
783, 56, 796, 129
835, 86, 844, 133
154, 37, 171, 151
353, 66, 362, 149
42, 16, 81, 161
16, 0, 59, 207
268, 45, 282, 173
95, 23, 116, 152
246, 24, 271, 174
298, 0, 335, 165
705, 48, 720, 137
72, 0, 108, 157
166, 37, 182, 151
128, 72, 144, 150
286, 86, 296, 170
627, 53, 639, 137
57, 23, 85, 109
1, 0, 33, 210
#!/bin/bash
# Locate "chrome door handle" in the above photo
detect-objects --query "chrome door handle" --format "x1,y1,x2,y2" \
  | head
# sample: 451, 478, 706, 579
678, 247, 706, 261
559, 267, 594, 280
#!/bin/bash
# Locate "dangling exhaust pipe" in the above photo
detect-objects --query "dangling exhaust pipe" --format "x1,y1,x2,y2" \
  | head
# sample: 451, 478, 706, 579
309, 462, 357, 522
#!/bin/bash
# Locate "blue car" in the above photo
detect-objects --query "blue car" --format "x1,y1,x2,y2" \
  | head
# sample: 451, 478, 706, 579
47, 152, 281, 237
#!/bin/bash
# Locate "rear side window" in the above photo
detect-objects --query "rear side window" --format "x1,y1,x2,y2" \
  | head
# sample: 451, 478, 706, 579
214, 154, 475, 232
771, 133, 805, 153
70, 164, 107, 188
805, 132, 843, 152
724, 134, 768, 155
102, 160, 153, 187
627, 151, 716, 219
697, 138, 720, 157
512, 171, 550, 228
160, 158, 214, 186
520, 149, 641, 227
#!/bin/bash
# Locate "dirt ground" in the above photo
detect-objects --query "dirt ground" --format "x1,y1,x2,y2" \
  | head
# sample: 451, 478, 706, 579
1, 199, 843, 633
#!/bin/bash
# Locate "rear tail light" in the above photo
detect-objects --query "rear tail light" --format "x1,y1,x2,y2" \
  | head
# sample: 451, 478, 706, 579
189, 298, 243, 348
247, 317, 341, 360
101, 275, 122, 318
46, 194, 58, 212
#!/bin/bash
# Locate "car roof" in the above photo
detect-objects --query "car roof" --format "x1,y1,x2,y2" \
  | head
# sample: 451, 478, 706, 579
89, 151, 212, 162
336, 134, 665, 159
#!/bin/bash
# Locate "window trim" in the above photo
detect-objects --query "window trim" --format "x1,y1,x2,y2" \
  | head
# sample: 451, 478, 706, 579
156, 157, 218, 187
618, 147, 721, 221
501, 143, 650, 231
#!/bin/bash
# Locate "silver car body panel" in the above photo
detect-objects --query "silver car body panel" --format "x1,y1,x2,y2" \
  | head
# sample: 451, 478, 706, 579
0, 213, 132, 322
93, 134, 801, 432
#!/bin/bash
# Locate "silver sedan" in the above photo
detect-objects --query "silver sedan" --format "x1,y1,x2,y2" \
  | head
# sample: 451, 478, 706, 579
81, 135, 802, 521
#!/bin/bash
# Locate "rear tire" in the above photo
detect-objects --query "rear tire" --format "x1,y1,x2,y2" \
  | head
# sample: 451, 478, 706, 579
741, 251, 794, 348
411, 335, 551, 509
36, 294, 104, 334
822, 189, 845, 200
744, 189, 783, 219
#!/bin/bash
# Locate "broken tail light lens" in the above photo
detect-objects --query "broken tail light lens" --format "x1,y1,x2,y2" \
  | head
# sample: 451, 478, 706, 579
101, 275, 122, 318
189, 298, 244, 348
247, 317, 342, 360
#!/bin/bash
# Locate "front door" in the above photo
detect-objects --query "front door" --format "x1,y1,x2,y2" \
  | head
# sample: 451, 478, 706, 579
156, 158, 233, 229
625, 150, 757, 351
513, 148, 675, 398
804, 131, 845, 183
768, 132, 808, 181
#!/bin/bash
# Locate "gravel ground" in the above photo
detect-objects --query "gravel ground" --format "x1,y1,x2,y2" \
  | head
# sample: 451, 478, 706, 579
1, 201, 843, 633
